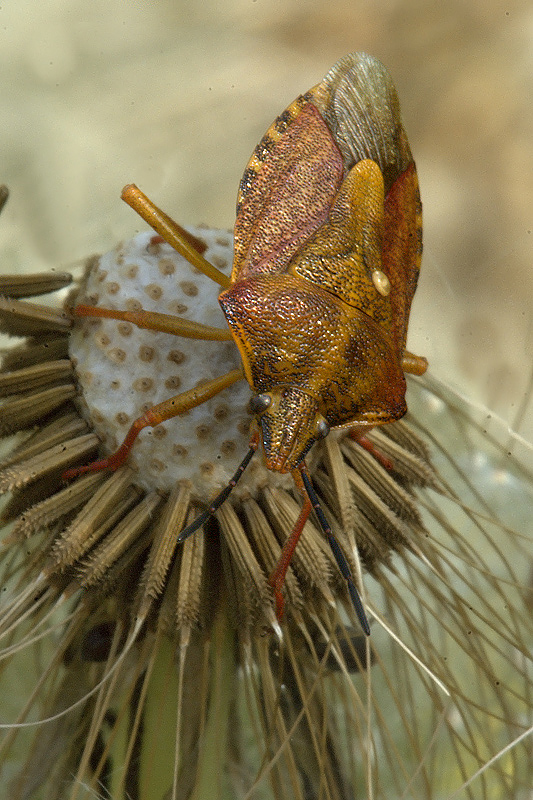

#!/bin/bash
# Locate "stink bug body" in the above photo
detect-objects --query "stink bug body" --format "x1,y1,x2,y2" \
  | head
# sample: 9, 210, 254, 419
65, 53, 427, 635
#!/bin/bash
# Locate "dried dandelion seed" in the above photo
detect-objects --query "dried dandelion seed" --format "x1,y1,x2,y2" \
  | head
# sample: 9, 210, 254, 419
0, 213, 531, 798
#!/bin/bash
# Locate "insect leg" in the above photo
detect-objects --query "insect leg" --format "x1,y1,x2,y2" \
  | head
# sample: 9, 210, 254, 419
62, 367, 244, 480
121, 184, 231, 290
401, 351, 428, 375
71, 304, 232, 341
149, 228, 207, 256
267, 489, 313, 620
348, 426, 394, 471
300, 464, 370, 636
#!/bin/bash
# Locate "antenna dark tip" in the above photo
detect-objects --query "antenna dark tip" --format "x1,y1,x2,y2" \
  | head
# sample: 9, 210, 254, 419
301, 467, 370, 636
177, 445, 256, 542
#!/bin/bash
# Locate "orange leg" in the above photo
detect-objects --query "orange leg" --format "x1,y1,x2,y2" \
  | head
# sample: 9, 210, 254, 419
148, 228, 207, 255
350, 431, 394, 471
121, 184, 231, 290
63, 367, 244, 480
72, 304, 232, 341
402, 351, 428, 375
268, 483, 312, 619
266, 461, 370, 634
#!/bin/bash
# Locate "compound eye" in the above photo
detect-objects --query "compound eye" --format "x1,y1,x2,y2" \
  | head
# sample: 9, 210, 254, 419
316, 417, 330, 439
249, 393, 272, 415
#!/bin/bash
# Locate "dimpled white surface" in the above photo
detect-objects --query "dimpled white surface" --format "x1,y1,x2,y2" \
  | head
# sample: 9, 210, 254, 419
69, 228, 282, 498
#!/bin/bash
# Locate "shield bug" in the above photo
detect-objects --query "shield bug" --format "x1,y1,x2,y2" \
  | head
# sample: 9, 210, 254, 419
64, 53, 427, 635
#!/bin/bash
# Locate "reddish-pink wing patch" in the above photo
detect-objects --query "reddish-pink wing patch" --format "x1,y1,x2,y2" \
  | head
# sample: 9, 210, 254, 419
232, 103, 344, 282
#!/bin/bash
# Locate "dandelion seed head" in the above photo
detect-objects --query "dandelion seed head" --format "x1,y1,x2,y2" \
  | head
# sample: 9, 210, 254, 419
0, 218, 531, 800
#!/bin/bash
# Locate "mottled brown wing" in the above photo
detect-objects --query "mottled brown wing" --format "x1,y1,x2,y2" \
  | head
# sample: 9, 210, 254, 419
232, 102, 343, 283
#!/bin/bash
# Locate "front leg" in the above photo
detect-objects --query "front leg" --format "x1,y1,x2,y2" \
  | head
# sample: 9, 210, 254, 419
63, 367, 244, 479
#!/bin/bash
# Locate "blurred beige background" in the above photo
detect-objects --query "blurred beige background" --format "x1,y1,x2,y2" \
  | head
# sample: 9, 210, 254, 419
1, 0, 532, 439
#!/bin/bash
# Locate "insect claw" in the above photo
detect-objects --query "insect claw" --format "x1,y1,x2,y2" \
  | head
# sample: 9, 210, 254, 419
270, 616, 284, 641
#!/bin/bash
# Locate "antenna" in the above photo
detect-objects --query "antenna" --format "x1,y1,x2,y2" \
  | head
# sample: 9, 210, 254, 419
300, 466, 370, 636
